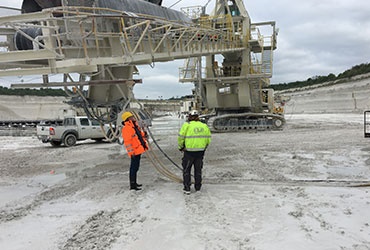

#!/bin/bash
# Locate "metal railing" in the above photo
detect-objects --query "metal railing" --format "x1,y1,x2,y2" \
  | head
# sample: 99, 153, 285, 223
0, 6, 244, 78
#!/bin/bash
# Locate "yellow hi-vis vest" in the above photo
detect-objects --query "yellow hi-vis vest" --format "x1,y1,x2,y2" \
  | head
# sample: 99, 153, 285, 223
178, 120, 211, 151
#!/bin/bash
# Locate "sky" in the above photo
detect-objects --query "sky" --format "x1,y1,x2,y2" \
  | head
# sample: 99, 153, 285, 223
0, 0, 369, 99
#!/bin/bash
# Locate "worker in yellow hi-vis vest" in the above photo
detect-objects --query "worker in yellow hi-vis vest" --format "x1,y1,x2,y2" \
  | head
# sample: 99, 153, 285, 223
178, 110, 211, 195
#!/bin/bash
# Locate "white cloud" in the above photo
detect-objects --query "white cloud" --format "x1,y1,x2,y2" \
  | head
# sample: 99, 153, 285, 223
135, 63, 194, 99
261, 0, 370, 83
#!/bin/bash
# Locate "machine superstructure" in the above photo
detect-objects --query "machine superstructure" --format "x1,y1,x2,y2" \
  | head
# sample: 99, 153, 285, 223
0, 0, 285, 131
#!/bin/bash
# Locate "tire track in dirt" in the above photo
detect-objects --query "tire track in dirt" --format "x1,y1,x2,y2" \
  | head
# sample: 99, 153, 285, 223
0, 180, 91, 223
61, 209, 123, 250
0, 162, 123, 223
60, 190, 150, 250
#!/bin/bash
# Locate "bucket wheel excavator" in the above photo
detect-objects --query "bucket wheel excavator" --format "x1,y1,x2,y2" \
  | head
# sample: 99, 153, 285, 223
0, 0, 284, 132
179, 0, 285, 132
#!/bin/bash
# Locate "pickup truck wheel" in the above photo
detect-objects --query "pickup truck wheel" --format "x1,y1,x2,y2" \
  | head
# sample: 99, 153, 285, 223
64, 134, 77, 147
50, 141, 62, 147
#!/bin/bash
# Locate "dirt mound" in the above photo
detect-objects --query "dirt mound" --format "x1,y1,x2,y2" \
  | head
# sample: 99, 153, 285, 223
0, 95, 72, 120
280, 75, 370, 114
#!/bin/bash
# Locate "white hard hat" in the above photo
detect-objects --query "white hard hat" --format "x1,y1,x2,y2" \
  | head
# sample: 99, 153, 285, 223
189, 110, 199, 116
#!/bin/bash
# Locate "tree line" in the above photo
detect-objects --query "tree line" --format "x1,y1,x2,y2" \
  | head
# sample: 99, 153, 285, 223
0, 86, 67, 96
271, 62, 370, 91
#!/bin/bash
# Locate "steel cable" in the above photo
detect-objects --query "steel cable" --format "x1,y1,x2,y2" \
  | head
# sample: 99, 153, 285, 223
130, 110, 183, 183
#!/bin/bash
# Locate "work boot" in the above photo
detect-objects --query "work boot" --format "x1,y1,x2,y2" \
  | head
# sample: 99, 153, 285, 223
130, 183, 142, 191
136, 183, 143, 187
183, 187, 190, 195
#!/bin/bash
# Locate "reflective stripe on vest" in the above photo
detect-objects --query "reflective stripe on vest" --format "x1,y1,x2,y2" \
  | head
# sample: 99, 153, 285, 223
178, 120, 211, 151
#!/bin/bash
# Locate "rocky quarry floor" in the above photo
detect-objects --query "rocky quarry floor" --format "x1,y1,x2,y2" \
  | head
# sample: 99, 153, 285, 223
1, 76, 370, 250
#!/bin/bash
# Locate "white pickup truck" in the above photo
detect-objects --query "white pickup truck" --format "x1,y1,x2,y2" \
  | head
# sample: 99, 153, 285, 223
36, 116, 115, 147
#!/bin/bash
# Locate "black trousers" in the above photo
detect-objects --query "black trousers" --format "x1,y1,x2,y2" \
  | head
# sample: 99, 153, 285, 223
129, 154, 141, 184
182, 151, 204, 191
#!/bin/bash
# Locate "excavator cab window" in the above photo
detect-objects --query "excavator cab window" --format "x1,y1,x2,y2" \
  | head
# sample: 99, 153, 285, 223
228, 0, 240, 16
219, 86, 231, 94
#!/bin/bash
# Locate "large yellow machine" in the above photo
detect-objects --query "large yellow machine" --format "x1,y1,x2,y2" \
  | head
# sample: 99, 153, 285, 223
180, 0, 285, 131
0, 0, 284, 131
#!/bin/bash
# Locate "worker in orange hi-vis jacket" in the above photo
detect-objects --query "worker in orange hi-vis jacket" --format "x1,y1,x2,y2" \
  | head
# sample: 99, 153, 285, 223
121, 111, 149, 191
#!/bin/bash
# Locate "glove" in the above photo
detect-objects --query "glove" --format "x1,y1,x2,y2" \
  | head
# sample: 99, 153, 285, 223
179, 147, 184, 152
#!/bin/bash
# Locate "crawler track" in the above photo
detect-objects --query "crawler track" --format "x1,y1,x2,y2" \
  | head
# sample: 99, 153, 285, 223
206, 113, 286, 132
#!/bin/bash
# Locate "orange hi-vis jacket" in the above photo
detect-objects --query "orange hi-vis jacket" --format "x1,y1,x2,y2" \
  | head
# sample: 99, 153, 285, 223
121, 120, 148, 157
